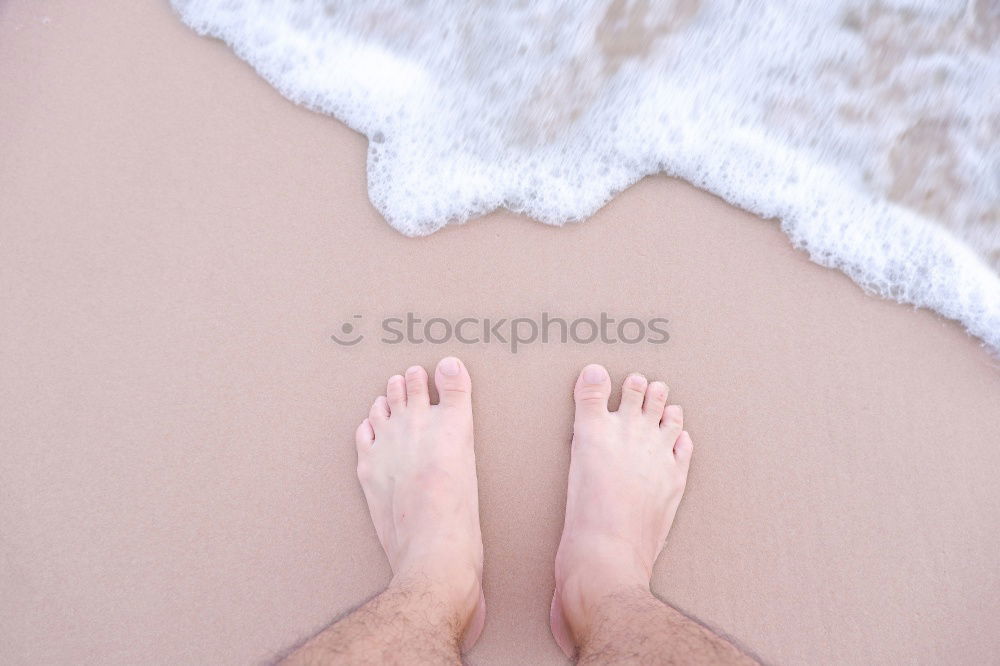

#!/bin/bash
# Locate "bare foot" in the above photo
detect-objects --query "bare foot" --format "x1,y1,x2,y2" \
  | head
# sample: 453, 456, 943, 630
355, 357, 486, 651
551, 364, 694, 656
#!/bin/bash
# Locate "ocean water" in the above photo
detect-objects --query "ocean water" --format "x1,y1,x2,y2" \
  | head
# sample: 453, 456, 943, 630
171, 0, 1000, 351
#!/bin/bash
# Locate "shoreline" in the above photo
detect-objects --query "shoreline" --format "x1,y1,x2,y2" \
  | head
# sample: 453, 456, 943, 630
2, 2, 999, 664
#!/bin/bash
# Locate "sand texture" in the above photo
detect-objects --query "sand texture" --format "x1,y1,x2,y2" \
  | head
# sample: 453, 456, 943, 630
2, 2, 999, 664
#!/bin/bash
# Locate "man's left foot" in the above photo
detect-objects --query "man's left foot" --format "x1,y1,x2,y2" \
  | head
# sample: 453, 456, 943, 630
355, 357, 486, 649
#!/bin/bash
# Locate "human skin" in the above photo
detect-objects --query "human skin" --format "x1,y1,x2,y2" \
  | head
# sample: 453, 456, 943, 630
551, 364, 756, 664
282, 357, 482, 665
282, 359, 753, 664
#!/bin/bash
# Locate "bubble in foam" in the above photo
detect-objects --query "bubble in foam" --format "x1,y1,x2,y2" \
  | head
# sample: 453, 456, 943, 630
170, 0, 1000, 352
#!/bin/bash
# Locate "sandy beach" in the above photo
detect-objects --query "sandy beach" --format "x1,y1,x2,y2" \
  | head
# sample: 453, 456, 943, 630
2, 1, 999, 664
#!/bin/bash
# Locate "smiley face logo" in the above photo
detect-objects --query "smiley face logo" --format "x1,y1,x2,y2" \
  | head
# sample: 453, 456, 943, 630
331, 315, 364, 346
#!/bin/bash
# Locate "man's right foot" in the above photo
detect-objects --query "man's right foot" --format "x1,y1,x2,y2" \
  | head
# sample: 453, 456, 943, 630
551, 363, 694, 656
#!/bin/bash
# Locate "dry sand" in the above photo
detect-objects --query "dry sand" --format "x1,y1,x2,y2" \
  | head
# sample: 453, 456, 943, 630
2, 2, 1000, 664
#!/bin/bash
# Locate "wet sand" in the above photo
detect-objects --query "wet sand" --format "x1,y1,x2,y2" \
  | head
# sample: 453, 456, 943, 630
2, 2, 999, 664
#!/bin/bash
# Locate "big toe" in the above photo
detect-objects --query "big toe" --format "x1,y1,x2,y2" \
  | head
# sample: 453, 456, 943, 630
434, 356, 472, 408
574, 364, 611, 417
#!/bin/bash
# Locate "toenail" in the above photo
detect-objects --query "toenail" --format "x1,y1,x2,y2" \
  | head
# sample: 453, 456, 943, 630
628, 374, 645, 388
583, 366, 605, 383
649, 382, 668, 399
440, 357, 460, 376
406, 366, 422, 377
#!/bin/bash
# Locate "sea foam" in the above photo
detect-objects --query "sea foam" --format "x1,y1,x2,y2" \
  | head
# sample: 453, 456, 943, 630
170, 0, 1000, 351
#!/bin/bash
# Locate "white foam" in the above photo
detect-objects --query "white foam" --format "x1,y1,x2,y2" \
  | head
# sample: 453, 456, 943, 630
171, 0, 1000, 351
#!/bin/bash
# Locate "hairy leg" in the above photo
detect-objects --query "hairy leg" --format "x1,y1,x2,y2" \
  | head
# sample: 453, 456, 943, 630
551, 364, 756, 664
281, 576, 473, 665
283, 357, 485, 665
575, 587, 755, 665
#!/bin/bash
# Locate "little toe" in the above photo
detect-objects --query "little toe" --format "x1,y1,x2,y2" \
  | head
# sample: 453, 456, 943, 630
661, 404, 684, 442
642, 381, 669, 421
618, 373, 648, 414
355, 418, 374, 451
386, 374, 406, 410
404, 365, 430, 408
674, 430, 694, 466
434, 356, 472, 408
369, 396, 390, 424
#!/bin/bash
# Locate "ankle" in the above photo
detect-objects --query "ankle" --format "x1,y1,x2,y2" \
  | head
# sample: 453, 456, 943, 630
559, 575, 651, 643
390, 560, 481, 631
556, 544, 652, 646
